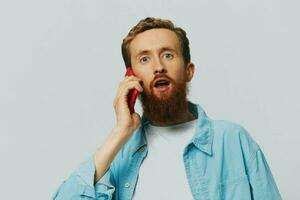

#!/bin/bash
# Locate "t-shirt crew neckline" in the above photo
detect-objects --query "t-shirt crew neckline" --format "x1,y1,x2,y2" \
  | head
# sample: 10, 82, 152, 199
148, 118, 198, 130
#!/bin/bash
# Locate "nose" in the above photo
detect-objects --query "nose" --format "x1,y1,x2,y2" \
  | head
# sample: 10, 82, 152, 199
153, 57, 167, 75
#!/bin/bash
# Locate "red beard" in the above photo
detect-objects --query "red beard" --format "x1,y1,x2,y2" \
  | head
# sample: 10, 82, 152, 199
139, 74, 190, 126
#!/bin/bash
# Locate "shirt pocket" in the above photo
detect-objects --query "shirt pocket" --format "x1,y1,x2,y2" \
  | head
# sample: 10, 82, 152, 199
218, 174, 252, 200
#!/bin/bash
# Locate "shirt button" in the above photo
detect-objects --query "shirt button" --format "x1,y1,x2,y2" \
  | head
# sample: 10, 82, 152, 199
124, 182, 130, 188
139, 146, 145, 152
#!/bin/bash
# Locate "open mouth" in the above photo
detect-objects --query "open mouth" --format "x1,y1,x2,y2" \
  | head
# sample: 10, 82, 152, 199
154, 79, 171, 92
154, 79, 170, 88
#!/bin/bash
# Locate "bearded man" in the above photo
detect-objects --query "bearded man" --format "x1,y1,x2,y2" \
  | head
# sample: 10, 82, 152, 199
52, 17, 281, 200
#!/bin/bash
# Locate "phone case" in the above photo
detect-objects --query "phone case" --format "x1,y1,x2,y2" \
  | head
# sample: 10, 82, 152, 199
125, 67, 140, 114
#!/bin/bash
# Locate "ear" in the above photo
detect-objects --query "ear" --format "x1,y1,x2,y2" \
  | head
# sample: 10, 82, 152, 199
185, 62, 195, 82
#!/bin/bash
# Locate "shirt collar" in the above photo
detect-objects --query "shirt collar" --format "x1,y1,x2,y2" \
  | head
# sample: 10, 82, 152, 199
130, 101, 214, 157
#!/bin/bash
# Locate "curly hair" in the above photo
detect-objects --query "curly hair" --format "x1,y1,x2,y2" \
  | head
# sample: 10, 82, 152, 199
121, 17, 191, 68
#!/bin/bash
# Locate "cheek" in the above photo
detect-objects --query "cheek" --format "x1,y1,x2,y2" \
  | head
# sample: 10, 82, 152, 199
171, 69, 185, 82
142, 80, 154, 94
143, 81, 152, 91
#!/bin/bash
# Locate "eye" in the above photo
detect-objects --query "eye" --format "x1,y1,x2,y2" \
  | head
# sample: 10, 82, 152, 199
140, 56, 150, 63
163, 53, 173, 59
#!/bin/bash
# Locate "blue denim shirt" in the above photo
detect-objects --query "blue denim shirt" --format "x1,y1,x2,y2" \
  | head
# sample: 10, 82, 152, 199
52, 101, 282, 200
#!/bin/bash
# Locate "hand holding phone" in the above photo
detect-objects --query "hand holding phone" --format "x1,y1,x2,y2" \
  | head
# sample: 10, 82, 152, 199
125, 67, 140, 114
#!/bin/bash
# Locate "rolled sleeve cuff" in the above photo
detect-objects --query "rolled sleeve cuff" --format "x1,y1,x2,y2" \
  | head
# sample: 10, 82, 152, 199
75, 154, 115, 197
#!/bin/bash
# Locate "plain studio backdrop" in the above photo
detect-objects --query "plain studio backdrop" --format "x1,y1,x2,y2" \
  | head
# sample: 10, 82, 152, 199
0, 0, 299, 199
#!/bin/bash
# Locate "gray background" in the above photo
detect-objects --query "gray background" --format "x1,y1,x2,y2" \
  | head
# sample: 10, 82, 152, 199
0, 0, 299, 199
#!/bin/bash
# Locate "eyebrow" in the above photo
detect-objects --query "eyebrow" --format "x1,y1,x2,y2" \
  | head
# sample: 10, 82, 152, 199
135, 47, 177, 59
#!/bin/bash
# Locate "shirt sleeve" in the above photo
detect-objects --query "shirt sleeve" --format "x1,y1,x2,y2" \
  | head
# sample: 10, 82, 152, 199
51, 155, 116, 200
247, 148, 282, 200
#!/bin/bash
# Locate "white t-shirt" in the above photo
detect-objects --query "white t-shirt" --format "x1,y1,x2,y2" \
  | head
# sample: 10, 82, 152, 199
132, 119, 197, 199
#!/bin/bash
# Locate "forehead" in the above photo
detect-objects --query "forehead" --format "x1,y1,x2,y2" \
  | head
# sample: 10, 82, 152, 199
129, 28, 181, 56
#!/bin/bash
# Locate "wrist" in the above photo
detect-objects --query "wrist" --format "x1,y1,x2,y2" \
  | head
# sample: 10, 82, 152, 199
111, 126, 133, 141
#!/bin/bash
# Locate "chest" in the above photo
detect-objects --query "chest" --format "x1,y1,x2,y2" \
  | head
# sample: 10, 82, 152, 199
115, 146, 252, 200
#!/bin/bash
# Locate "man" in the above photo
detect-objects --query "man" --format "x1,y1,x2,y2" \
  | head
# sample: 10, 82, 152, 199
52, 17, 282, 199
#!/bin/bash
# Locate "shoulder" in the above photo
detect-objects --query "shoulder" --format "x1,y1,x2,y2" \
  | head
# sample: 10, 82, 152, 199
211, 119, 260, 159
213, 120, 258, 144
213, 119, 249, 136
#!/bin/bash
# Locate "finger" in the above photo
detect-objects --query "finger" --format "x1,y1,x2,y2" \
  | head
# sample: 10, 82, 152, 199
120, 79, 143, 90
124, 75, 142, 82
120, 82, 143, 97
